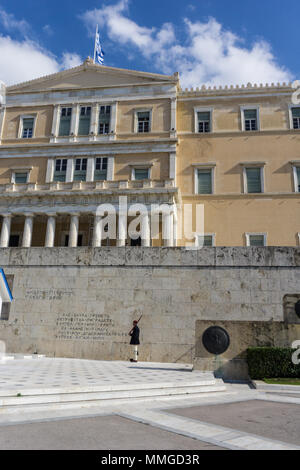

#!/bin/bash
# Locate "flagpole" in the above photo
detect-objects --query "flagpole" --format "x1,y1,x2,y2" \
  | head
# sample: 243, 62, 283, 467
93, 24, 98, 64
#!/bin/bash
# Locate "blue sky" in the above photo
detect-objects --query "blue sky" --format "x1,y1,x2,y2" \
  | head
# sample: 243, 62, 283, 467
0, 0, 299, 87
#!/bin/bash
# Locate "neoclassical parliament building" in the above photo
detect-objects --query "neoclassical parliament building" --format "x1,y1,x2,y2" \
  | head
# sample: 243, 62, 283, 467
0, 57, 299, 249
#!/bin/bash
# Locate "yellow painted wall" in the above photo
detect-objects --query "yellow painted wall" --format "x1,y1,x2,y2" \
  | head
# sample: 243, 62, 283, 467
2, 106, 53, 142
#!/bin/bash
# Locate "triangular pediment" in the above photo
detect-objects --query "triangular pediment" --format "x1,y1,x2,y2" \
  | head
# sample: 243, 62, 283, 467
8, 59, 178, 93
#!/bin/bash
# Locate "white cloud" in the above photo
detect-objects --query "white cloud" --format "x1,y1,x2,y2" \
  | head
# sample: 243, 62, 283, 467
0, 7, 30, 35
61, 52, 82, 70
81, 0, 176, 58
81, 1, 293, 88
42, 24, 54, 36
0, 8, 82, 86
0, 36, 83, 86
0, 36, 59, 85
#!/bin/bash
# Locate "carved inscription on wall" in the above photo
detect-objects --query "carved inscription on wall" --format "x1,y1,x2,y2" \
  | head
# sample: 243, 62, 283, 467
55, 312, 126, 341
25, 289, 73, 300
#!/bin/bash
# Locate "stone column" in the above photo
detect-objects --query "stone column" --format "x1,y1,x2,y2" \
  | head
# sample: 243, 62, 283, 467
92, 215, 103, 247
51, 105, 60, 140
70, 104, 80, 137
117, 211, 127, 247
45, 215, 56, 247
141, 211, 151, 247
68, 214, 79, 247
169, 152, 176, 182
163, 211, 174, 247
170, 97, 177, 137
22, 214, 34, 248
173, 210, 178, 247
107, 156, 114, 181
0, 214, 12, 248
90, 103, 99, 137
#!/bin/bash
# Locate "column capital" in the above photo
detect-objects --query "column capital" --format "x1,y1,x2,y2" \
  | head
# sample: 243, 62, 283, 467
0, 213, 12, 218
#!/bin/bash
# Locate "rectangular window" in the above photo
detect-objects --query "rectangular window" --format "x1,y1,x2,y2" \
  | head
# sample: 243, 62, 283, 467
246, 168, 262, 193
297, 167, 300, 192
99, 106, 111, 134
244, 109, 258, 131
14, 172, 28, 184
22, 118, 34, 138
53, 159, 67, 182
94, 158, 108, 181
197, 112, 211, 133
292, 108, 300, 130
78, 106, 91, 135
137, 112, 150, 133
248, 235, 265, 247
197, 170, 213, 194
197, 235, 214, 247
74, 158, 87, 182
134, 168, 149, 180
59, 107, 72, 136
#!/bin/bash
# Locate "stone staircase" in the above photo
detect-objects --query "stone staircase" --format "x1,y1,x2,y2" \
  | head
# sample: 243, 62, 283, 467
0, 378, 226, 414
0, 358, 226, 414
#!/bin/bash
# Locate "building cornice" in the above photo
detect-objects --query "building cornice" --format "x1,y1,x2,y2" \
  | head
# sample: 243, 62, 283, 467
0, 138, 178, 159
182, 192, 300, 200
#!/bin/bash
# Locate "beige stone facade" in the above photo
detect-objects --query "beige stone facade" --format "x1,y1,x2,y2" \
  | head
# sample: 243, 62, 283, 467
0, 58, 299, 248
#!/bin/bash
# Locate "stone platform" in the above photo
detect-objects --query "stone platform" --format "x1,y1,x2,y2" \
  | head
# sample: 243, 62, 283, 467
0, 358, 226, 412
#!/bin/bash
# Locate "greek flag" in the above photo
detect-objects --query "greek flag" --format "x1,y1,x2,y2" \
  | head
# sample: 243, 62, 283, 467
94, 27, 105, 65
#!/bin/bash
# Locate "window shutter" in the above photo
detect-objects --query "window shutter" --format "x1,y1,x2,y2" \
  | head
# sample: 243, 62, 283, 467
78, 110, 91, 135
59, 118, 71, 136
297, 167, 300, 191
198, 170, 212, 194
59, 109, 72, 136
246, 168, 262, 193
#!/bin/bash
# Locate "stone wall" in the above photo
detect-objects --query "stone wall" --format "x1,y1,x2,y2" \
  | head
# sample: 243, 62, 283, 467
0, 247, 299, 363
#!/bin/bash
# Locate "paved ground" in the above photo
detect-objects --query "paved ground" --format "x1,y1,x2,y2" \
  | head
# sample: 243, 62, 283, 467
169, 400, 300, 447
0, 358, 299, 450
0, 415, 225, 450
0, 358, 205, 392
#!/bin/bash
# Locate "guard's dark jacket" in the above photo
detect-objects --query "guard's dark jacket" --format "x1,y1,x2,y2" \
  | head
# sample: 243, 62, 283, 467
130, 325, 140, 345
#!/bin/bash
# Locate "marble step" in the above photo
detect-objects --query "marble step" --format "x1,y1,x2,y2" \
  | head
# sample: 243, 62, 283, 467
0, 380, 226, 408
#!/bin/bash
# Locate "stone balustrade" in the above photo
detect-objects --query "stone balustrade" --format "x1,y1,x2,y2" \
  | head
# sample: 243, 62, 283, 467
0, 179, 176, 195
